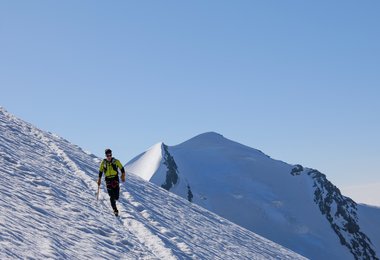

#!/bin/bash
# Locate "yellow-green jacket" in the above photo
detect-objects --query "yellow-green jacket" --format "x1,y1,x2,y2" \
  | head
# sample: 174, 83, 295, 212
98, 158, 125, 179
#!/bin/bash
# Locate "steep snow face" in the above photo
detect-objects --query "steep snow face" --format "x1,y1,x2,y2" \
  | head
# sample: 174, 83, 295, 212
127, 132, 379, 260
126, 142, 164, 181
0, 108, 306, 260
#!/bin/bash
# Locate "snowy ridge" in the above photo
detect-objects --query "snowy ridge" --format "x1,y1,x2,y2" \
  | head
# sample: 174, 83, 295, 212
126, 142, 164, 181
127, 132, 380, 259
0, 107, 306, 259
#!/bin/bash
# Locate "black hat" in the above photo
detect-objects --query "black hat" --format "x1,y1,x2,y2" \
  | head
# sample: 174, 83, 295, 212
105, 148, 112, 155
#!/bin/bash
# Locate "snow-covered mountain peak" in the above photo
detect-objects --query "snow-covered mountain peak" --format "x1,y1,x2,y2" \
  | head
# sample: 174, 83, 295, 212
127, 133, 380, 260
176, 132, 268, 160
183, 131, 225, 144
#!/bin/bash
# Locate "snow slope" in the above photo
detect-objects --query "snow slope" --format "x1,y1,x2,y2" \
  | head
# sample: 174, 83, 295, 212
126, 132, 380, 260
0, 107, 306, 259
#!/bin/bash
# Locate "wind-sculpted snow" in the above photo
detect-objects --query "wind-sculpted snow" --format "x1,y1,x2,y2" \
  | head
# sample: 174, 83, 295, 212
0, 107, 306, 259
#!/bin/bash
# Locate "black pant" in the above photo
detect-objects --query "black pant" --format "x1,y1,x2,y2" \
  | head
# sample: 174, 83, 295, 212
105, 177, 120, 211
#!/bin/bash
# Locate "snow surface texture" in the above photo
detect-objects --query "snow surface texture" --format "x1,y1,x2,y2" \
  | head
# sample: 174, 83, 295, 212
126, 132, 380, 260
0, 107, 306, 259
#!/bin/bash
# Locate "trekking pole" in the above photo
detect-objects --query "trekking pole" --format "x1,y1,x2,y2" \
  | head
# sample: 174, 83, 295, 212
96, 185, 100, 200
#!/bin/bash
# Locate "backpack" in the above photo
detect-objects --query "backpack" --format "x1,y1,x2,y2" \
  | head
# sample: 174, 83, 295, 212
102, 158, 118, 173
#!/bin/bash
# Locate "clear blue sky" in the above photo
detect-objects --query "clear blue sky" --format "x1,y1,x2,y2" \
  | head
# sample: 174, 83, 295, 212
1, 1, 379, 204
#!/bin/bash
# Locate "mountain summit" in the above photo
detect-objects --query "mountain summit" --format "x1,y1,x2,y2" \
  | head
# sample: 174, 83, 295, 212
126, 132, 380, 260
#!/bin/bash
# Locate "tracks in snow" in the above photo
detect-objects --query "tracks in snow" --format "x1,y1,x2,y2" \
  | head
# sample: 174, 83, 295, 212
117, 195, 177, 260
39, 131, 181, 260
121, 191, 196, 259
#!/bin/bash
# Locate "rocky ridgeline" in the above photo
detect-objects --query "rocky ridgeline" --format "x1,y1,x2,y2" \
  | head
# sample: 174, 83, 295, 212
290, 165, 378, 260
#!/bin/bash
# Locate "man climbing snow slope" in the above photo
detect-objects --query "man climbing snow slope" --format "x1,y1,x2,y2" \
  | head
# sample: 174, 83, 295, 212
97, 148, 126, 216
